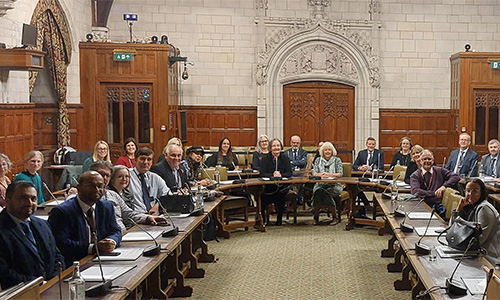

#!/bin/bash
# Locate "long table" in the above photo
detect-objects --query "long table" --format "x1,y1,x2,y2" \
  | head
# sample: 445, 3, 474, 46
38, 197, 221, 299
376, 193, 488, 299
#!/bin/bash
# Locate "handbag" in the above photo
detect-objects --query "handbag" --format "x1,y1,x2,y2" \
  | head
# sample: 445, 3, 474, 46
162, 194, 195, 214
438, 216, 482, 251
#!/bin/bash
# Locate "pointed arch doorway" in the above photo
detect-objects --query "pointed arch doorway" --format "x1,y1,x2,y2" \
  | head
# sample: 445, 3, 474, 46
283, 81, 355, 162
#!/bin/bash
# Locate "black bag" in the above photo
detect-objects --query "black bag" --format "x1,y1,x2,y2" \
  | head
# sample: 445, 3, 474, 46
162, 194, 195, 214
64, 151, 92, 165
438, 216, 482, 251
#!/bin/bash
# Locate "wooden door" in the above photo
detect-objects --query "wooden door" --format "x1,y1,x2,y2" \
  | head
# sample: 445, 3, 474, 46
473, 89, 500, 154
283, 82, 355, 162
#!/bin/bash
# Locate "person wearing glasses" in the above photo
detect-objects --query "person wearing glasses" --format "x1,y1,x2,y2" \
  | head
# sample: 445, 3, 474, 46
410, 149, 460, 209
445, 133, 479, 177
252, 135, 270, 171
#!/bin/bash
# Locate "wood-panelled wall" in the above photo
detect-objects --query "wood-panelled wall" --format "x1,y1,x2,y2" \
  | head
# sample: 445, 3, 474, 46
379, 109, 457, 167
0, 104, 34, 175
179, 106, 257, 146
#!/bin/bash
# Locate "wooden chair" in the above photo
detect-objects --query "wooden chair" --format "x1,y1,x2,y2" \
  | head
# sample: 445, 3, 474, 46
442, 187, 460, 220
393, 165, 407, 181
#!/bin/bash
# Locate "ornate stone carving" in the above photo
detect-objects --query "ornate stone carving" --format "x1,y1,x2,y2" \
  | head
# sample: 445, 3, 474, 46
308, 0, 330, 19
255, 64, 267, 85
255, 0, 268, 10
369, 0, 381, 16
279, 44, 359, 83
0, 0, 17, 17
91, 26, 109, 42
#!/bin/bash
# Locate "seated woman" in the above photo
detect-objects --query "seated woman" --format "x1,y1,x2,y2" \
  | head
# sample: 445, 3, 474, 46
451, 178, 500, 265
82, 140, 111, 172
13, 150, 45, 204
311, 142, 343, 225
0, 153, 12, 210
116, 137, 138, 168
252, 134, 269, 170
259, 138, 292, 226
186, 145, 211, 186
205, 137, 239, 170
404, 144, 424, 184
390, 136, 413, 168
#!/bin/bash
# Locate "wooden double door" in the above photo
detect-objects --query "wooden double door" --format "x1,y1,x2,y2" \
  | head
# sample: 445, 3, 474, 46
283, 82, 355, 162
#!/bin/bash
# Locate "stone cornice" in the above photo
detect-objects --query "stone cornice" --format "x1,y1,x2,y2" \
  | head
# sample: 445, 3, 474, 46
0, 0, 17, 17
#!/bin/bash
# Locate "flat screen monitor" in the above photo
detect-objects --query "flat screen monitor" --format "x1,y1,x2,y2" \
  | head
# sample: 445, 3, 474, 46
21, 23, 37, 47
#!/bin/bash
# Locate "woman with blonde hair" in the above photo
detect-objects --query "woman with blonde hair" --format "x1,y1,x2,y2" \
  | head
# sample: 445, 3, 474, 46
404, 144, 424, 184
82, 140, 111, 172
252, 134, 269, 170
13, 150, 45, 204
0, 153, 12, 209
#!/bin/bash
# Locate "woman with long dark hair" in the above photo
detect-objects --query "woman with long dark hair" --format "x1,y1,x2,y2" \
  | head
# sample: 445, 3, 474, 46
205, 137, 239, 170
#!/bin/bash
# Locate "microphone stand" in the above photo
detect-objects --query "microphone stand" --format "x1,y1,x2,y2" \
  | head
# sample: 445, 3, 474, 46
85, 233, 112, 297
156, 198, 179, 237
415, 207, 436, 255
232, 161, 246, 184
380, 165, 395, 185
185, 182, 204, 216
128, 219, 161, 256
42, 182, 60, 206
446, 237, 477, 295
399, 198, 426, 233
442, 156, 447, 168
358, 163, 374, 182
468, 160, 478, 177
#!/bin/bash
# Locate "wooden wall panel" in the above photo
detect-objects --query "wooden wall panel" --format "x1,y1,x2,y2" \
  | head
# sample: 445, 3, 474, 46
379, 109, 457, 167
0, 104, 34, 175
179, 106, 257, 147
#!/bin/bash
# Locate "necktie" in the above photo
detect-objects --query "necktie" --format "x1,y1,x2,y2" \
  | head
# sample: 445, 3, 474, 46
293, 150, 297, 160
367, 152, 373, 165
20, 221, 38, 253
173, 168, 181, 188
424, 172, 431, 187
491, 158, 497, 177
139, 173, 152, 211
86, 207, 96, 242
456, 151, 465, 173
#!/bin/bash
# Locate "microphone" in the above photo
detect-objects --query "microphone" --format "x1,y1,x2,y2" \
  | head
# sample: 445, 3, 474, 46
232, 161, 246, 184
85, 233, 112, 297
57, 262, 63, 300
156, 198, 179, 237
359, 164, 374, 182
415, 207, 436, 255
184, 182, 204, 216
446, 237, 477, 296
200, 162, 216, 184
380, 164, 395, 185
468, 160, 478, 177
442, 156, 447, 168
128, 218, 161, 256
71, 175, 79, 186
398, 197, 426, 232
42, 182, 61, 205
382, 173, 401, 200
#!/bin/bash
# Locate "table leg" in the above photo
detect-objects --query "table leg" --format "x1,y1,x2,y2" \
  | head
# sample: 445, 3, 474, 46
412, 277, 426, 299
387, 246, 403, 273
381, 233, 397, 258
394, 259, 412, 290
251, 186, 266, 232
164, 249, 193, 298
192, 227, 215, 262
180, 236, 205, 278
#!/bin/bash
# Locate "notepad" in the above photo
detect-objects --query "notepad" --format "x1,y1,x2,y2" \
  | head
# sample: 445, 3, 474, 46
461, 277, 486, 295
407, 212, 438, 220
414, 226, 445, 237
92, 248, 143, 261
122, 230, 164, 242
80, 265, 136, 281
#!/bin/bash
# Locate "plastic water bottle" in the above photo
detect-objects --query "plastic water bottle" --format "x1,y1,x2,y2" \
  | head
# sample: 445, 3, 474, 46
68, 261, 85, 300
214, 168, 221, 185
195, 185, 204, 209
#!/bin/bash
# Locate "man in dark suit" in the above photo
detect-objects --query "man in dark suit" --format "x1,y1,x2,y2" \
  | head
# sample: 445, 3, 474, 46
283, 135, 308, 204
49, 171, 122, 267
478, 139, 500, 180
445, 132, 479, 176
353, 137, 385, 171
0, 181, 64, 289
151, 144, 189, 193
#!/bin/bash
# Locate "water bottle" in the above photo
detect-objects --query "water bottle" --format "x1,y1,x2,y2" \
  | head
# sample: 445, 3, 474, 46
391, 181, 398, 203
195, 185, 204, 209
68, 261, 85, 300
214, 168, 221, 185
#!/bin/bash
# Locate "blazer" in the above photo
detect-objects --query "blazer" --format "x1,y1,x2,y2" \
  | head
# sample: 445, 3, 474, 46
151, 159, 189, 192
353, 149, 384, 171
409, 166, 460, 206
205, 153, 239, 170
478, 154, 500, 178
0, 211, 64, 289
48, 196, 122, 267
283, 148, 308, 169
259, 153, 293, 194
445, 148, 479, 176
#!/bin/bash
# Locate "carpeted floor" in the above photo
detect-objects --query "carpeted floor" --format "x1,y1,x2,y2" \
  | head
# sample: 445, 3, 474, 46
174, 212, 411, 300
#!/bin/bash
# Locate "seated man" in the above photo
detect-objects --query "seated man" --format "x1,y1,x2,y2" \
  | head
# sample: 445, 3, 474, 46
445, 132, 479, 176
478, 139, 500, 181
128, 148, 171, 214
151, 144, 189, 192
0, 181, 65, 289
90, 161, 166, 233
283, 135, 308, 204
353, 137, 384, 172
49, 171, 122, 267
410, 149, 460, 208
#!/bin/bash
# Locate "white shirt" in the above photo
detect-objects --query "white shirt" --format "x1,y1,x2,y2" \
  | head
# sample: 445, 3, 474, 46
128, 168, 171, 213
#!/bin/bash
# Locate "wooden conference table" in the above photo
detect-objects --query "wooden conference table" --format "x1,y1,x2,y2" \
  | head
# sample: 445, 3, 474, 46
36, 197, 222, 299
376, 193, 489, 299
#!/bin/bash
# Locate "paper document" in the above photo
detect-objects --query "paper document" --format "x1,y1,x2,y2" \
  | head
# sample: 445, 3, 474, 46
407, 212, 438, 220
414, 226, 445, 237
219, 180, 234, 185
436, 245, 480, 258
122, 230, 163, 242
92, 248, 143, 262
80, 265, 136, 281
461, 277, 486, 295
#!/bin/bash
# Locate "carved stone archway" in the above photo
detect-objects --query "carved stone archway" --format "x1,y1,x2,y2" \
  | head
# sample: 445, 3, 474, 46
255, 18, 381, 150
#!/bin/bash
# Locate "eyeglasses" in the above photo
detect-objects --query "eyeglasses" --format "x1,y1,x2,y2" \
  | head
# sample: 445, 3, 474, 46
421, 157, 433, 161
97, 147, 107, 151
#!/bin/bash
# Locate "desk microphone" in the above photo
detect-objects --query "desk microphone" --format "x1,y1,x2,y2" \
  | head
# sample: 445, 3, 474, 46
128, 218, 161, 256
446, 237, 477, 296
468, 160, 478, 177
415, 207, 436, 255
85, 233, 112, 297
398, 197, 425, 232
184, 182, 204, 216
358, 164, 374, 182
200, 162, 217, 187
380, 165, 395, 185
42, 182, 61, 205
156, 198, 179, 237
382, 173, 401, 199
71, 175, 79, 186
231, 161, 246, 184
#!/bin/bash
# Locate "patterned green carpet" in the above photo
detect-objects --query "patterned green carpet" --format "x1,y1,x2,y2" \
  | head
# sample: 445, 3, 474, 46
176, 215, 411, 300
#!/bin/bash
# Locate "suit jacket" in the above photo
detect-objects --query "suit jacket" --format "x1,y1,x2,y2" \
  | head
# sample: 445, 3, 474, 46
283, 148, 308, 169
445, 148, 479, 176
151, 159, 188, 192
0, 211, 64, 289
48, 197, 122, 267
410, 166, 460, 205
353, 149, 384, 171
478, 154, 500, 178
259, 153, 293, 194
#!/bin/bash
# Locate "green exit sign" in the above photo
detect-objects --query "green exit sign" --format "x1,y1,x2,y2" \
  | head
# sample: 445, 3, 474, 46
113, 53, 134, 61
491, 61, 500, 69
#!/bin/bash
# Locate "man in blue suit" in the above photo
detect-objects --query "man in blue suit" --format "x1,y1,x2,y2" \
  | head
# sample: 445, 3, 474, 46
0, 181, 65, 289
478, 139, 500, 180
49, 171, 122, 267
283, 135, 308, 204
445, 133, 479, 177
353, 137, 385, 171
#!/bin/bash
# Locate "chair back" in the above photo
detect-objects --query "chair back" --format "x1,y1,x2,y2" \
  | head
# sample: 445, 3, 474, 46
442, 187, 460, 219
305, 156, 315, 171
216, 166, 228, 181
393, 165, 407, 181
342, 162, 352, 177
200, 167, 229, 181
